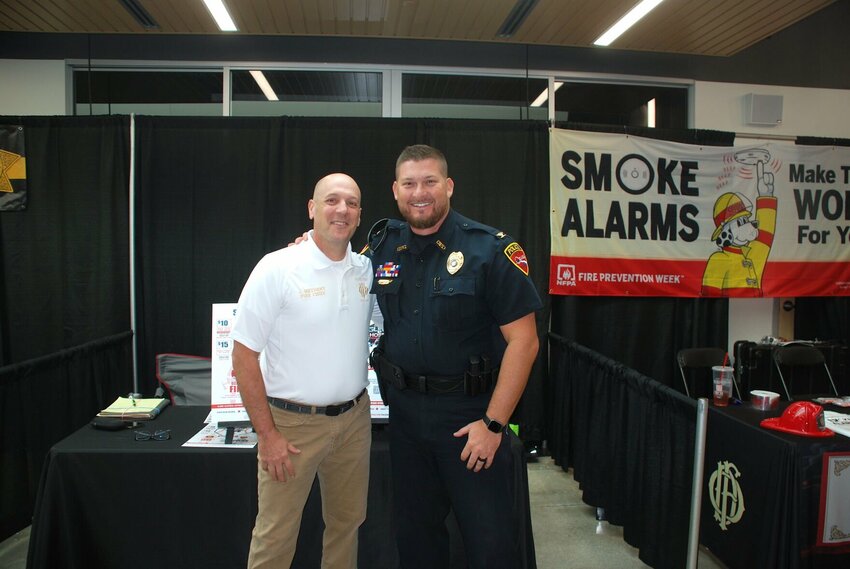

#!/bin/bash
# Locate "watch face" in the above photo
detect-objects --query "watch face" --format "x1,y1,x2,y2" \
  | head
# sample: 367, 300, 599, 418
486, 417, 503, 432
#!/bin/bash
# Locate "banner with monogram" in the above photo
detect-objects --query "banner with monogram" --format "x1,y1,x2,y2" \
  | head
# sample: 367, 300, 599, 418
0, 124, 27, 211
549, 128, 850, 297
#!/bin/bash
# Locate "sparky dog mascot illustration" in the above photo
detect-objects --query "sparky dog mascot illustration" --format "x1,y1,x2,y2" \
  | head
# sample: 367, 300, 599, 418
702, 149, 778, 296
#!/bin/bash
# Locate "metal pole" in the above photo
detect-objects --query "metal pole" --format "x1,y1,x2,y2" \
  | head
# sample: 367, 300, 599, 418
129, 113, 139, 394
687, 398, 709, 568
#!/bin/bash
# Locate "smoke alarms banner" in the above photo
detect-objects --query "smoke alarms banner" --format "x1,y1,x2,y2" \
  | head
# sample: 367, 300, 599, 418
549, 128, 850, 297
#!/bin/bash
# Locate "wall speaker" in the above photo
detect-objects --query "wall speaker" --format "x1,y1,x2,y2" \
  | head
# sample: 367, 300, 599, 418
745, 93, 783, 126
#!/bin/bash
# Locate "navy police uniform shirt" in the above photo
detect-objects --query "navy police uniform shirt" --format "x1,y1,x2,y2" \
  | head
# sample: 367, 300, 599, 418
368, 209, 542, 377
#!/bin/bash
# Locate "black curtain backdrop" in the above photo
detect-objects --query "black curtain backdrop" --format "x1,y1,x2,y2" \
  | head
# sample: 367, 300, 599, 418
795, 297, 850, 343
0, 115, 132, 542
548, 334, 697, 569
0, 331, 133, 542
134, 116, 551, 439
0, 116, 131, 366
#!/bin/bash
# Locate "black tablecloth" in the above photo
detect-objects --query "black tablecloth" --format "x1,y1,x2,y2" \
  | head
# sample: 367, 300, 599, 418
700, 402, 850, 569
26, 406, 535, 569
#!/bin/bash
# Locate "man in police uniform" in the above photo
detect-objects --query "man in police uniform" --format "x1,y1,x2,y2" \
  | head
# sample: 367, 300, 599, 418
368, 145, 542, 569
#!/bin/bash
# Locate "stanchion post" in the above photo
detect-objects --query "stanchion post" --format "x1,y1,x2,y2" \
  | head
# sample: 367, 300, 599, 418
687, 398, 709, 569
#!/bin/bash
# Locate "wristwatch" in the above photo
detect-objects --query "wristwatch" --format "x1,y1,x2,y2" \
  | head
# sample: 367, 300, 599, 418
483, 414, 504, 433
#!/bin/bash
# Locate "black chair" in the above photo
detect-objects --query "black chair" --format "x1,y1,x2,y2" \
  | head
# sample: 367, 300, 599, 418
677, 347, 740, 400
771, 344, 839, 400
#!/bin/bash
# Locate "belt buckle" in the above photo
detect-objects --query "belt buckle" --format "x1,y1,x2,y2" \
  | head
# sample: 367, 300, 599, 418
324, 404, 342, 416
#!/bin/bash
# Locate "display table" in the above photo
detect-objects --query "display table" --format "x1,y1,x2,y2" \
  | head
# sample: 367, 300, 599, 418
700, 402, 850, 569
26, 406, 535, 569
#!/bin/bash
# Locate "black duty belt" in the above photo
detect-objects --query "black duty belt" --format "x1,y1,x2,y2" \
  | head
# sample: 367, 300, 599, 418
402, 373, 467, 394
372, 351, 498, 397
267, 388, 366, 416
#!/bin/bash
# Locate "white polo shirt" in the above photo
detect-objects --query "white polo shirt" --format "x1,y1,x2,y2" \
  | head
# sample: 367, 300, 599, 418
231, 231, 374, 405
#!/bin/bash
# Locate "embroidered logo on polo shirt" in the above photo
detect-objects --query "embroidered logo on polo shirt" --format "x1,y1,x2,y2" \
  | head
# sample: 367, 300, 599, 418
300, 286, 326, 299
376, 262, 400, 278
504, 242, 529, 276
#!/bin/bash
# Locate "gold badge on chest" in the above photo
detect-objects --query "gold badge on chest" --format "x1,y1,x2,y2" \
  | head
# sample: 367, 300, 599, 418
447, 251, 464, 275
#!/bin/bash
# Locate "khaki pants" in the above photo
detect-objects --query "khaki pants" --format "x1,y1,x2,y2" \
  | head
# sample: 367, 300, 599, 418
247, 395, 371, 569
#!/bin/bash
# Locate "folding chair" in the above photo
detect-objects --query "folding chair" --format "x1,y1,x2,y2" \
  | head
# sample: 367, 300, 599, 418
154, 353, 212, 406
771, 344, 839, 400
677, 347, 740, 400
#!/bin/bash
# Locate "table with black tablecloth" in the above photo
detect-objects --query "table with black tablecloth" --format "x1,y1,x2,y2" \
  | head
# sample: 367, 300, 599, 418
701, 402, 850, 569
26, 406, 535, 569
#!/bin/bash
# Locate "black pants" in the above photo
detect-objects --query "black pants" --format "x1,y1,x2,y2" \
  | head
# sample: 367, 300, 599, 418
387, 385, 520, 569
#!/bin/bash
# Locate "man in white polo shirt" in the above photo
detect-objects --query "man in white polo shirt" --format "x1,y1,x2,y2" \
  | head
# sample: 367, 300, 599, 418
231, 172, 374, 569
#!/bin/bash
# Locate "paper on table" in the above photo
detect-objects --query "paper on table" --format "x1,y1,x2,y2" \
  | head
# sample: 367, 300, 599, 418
182, 422, 257, 448
824, 411, 850, 439
97, 397, 169, 420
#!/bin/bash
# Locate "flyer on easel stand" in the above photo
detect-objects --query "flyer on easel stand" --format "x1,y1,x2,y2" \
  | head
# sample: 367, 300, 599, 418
209, 303, 251, 426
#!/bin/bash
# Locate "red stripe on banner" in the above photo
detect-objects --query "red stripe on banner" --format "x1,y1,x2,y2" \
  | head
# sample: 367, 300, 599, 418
549, 257, 850, 297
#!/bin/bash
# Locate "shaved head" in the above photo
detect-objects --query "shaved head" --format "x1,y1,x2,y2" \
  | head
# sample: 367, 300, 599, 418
313, 173, 360, 201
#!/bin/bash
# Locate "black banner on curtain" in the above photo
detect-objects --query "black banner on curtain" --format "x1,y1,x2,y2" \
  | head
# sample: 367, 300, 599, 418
0, 124, 27, 211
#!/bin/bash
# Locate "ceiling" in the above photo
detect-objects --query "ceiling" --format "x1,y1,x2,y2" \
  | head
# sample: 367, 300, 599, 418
0, 0, 838, 57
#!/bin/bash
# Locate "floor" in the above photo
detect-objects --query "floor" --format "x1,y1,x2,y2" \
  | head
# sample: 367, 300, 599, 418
0, 455, 726, 569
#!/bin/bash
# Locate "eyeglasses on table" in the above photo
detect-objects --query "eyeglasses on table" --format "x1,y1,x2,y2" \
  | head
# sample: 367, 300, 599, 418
134, 429, 171, 441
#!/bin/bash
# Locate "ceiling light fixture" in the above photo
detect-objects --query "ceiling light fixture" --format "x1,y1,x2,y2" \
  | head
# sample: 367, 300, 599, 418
118, 0, 159, 30
203, 0, 238, 32
593, 0, 664, 47
496, 0, 540, 39
531, 81, 563, 107
250, 71, 279, 101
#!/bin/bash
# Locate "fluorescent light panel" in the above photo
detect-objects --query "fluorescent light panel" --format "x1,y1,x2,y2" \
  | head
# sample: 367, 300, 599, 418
594, 0, 664, 47
203, 0, 238, 32
531, 81, 563, 108
647, 98, 656, 127
250, 71, 278, 101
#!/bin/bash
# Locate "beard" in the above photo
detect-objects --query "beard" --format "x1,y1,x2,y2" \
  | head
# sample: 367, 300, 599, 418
399, 200, 449, 231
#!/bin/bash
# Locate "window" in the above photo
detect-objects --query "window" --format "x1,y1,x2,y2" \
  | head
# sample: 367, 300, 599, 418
74, 70, 223, 116
553, 82, 688, 129
402, 74, 548, 120
230, 70, 382, 117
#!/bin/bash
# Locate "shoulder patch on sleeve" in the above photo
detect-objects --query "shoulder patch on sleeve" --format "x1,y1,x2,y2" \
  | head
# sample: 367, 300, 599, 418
504, 242, 529, 276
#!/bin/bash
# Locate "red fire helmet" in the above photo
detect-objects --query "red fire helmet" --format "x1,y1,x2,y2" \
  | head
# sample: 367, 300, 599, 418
760, 401, 834, 438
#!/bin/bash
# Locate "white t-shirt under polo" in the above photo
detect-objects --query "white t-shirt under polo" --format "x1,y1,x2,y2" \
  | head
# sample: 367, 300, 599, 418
231, 231, 374, 405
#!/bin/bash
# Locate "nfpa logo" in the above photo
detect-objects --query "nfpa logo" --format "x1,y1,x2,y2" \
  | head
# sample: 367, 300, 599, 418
556, 264, 576, 287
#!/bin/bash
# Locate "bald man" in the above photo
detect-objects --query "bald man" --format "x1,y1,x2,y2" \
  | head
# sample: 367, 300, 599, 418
232, 173, 375, 569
